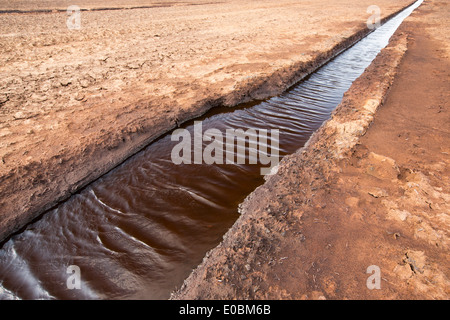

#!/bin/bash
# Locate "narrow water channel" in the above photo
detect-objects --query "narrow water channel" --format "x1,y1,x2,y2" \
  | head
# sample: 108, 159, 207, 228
0, 1, 421, 300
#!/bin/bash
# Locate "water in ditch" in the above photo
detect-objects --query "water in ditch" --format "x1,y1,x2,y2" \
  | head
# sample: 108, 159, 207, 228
0, 1, 421, 300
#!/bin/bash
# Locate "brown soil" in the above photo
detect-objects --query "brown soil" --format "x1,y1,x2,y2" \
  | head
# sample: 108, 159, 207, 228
0, 0, 415, 242
0, 0, 218, 12
171, 0, 450, 299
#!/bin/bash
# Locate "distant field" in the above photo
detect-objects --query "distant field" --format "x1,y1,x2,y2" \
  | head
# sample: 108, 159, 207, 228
0, 0, 220, 12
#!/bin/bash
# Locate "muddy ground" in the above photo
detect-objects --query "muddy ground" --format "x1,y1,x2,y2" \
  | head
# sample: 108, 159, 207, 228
0, 0, 415, 243
172, 0, 449, 299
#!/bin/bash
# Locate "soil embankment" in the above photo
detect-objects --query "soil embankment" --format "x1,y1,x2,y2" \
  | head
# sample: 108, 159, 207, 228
172, 0, 449, 299
0, 0, 415, 242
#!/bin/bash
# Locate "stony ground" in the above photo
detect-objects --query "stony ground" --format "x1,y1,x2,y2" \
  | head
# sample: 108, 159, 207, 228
0, 0, 415, 242
172, 0, 450, 300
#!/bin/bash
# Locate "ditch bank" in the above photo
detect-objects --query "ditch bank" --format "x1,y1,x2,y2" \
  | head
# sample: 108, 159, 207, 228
172, 0, 449, 299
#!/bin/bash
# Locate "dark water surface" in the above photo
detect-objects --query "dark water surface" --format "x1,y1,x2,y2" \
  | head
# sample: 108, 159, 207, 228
0, 1, 421, 299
